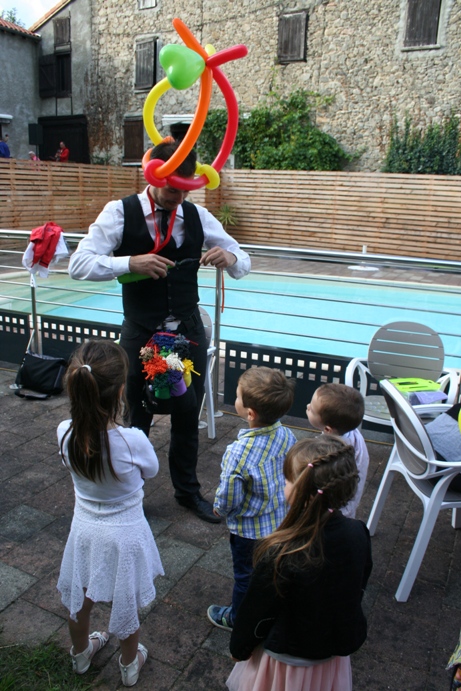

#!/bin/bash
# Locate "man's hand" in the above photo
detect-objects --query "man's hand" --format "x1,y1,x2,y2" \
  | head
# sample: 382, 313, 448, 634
128, 253, 175, 279
200, 247, 237, 269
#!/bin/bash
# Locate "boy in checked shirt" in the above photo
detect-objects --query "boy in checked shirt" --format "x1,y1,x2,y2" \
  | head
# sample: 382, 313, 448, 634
207, 366, 296, 631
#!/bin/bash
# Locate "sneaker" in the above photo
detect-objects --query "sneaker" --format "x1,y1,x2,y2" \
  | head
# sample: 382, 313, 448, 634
207, 604, 233, 631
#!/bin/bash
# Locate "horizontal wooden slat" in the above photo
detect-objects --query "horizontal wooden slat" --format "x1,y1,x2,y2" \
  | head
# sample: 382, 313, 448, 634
201, 169, 461, 260
1, 161, 461, 260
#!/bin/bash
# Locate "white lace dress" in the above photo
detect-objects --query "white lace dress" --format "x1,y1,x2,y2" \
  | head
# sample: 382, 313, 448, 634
57, 423, 164, 640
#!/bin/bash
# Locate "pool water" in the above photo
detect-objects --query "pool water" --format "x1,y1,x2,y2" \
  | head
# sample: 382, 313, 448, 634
1, 270, 460, 366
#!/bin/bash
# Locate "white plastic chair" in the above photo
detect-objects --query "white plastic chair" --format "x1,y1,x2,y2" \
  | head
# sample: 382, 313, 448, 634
198, 305, 216, 439
367, 379, 461, 602
345, 321, 459, 428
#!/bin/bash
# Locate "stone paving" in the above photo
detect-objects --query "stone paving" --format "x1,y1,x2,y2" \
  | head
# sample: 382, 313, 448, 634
1, 359, 461, 690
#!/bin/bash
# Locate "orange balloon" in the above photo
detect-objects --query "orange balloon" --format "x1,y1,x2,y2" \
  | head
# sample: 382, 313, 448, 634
154, 66, 213, 178
173, 18, 208, 60
142, 148, 153, 170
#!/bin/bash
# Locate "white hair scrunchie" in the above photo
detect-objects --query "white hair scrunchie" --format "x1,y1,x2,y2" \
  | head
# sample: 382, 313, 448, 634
81, 364, 92, 372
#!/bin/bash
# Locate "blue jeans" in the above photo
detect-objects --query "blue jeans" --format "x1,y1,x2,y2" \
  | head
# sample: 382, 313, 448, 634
230, 533, 256, 622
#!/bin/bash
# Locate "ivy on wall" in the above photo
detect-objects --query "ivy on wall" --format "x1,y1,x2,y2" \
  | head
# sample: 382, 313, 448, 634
383, 113, 461, 174
198, 90, 353, 171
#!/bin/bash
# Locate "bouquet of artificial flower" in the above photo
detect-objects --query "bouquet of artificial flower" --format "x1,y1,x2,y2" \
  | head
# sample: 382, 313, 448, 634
140, 331, 199, 399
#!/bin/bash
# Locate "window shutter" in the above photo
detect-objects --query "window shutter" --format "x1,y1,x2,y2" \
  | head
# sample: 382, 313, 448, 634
277, 12, 308, 63
155, 38, 163, 83
54, 17, 71, 46
135, 39, 155, 89
124, 119, 145, 161
404, 0, 442, 46
39, 55, 56, 98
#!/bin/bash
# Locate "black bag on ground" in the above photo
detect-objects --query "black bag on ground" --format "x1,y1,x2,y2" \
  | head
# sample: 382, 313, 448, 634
15, 351, 68, 397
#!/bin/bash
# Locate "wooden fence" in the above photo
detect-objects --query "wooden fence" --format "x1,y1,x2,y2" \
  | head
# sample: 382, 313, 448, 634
0, 159, 144, 234
204, 170, 461, 260
2, 159, 461, 260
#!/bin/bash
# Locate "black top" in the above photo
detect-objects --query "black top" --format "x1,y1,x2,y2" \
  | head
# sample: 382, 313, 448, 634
229, 512, 372, 661
114, 195, 204, 329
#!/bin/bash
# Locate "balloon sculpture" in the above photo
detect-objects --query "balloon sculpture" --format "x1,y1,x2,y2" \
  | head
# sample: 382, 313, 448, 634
142, 18, 248, 191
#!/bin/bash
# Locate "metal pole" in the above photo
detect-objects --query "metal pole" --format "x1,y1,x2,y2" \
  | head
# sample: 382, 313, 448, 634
30, 273, 41, 354
213, 268, 222, 413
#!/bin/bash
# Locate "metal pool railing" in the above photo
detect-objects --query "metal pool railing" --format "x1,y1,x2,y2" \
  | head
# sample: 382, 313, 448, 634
2, 230, 461, 401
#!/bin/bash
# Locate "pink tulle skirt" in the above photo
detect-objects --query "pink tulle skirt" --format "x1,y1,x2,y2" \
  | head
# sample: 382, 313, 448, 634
226, 646, 352, 691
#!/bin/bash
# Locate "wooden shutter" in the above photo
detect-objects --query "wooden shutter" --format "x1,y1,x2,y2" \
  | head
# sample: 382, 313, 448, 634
277, 12, 308, 63
39, 55, 56, 98
135, 39, 155, 89
404, 0, 442, 46
124, 119, 144, 161
54, 17, 71, 46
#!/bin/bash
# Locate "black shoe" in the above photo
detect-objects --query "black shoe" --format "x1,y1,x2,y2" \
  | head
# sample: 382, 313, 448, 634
176, 493, 222, 523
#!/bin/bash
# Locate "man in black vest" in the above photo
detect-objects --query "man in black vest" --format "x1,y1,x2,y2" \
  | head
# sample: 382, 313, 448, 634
69, 141, 251, 522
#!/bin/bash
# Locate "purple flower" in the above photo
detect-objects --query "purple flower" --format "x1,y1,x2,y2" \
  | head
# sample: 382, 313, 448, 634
167, 369, 183, 385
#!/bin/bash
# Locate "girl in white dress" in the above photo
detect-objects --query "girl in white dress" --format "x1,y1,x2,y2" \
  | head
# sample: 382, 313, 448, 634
57, 339, 164, 686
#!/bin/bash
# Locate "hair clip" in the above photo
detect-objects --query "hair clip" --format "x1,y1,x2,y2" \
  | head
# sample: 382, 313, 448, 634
317, 489, 324, 495
308, 463, 314, 468
81, 364, 92, 372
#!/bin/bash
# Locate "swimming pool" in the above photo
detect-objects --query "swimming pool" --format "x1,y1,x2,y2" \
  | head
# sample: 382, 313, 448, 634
1, 269, 460, 366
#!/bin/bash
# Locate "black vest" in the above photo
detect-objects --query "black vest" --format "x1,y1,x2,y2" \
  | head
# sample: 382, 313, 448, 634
115, 194, 204, 329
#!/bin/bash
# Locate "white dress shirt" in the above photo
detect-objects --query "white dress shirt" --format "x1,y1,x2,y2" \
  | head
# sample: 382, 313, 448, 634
68, 186, 251, 282
341, 428, 370, 519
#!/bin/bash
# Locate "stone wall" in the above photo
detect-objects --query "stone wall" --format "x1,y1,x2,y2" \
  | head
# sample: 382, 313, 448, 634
91, 0, 461, 171
0, 31, 40, 160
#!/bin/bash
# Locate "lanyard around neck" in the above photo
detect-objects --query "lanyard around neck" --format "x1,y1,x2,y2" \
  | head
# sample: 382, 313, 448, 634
148, 195, 177, 254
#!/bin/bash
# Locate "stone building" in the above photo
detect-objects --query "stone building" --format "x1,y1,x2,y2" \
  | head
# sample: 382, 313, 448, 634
28, 0, 461, 170
29, 0, 92, 162
0, 19, 40, 160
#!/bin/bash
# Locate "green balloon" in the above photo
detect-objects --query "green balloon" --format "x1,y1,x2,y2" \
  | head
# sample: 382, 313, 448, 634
160, 44, 205, 90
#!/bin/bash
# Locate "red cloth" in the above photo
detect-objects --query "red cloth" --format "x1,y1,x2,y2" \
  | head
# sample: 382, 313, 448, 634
30, 222, 63, 268
59, 147, 69, 162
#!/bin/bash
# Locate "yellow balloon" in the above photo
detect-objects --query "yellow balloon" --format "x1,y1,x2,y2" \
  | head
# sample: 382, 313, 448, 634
196, 163, 220, 190
143, 78, 171, 145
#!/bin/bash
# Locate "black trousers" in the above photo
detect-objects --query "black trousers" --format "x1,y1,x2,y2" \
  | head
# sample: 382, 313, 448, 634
119, 311, 208, 499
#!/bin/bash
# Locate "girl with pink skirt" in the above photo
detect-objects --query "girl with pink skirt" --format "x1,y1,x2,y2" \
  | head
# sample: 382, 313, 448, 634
227, 435, 372, 691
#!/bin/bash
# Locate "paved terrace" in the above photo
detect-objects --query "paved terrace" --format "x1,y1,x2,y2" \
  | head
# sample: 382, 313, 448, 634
1, 360, 460, 691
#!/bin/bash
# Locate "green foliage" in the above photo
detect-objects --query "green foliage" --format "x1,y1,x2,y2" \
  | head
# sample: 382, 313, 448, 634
383, 113, 461, 174
215, 203, 238, 229
0, 641, 97, 690
1, 8, 25, 26
91, 152, 114, 166
198, 90, 353, 171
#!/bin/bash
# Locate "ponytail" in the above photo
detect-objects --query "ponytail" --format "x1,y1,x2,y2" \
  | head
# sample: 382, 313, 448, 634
61, 340, 129, 482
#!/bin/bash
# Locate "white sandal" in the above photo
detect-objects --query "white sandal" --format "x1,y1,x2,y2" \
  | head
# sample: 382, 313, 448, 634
70, 630, 109, 674
119, 643, 148, 686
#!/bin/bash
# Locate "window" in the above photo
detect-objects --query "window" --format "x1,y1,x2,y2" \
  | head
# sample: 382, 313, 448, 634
38, 53, 71, 98
54, 17, 70, 47
404, 0, 442, 47
135, 38, 160, 90
138, 0, 157, 8
124, 118, 144, 162
277, 12, 308, 63
56, 53, 71, 97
